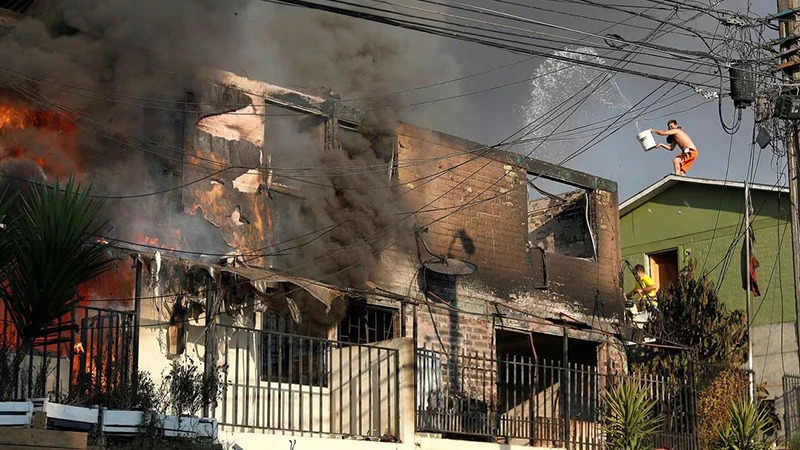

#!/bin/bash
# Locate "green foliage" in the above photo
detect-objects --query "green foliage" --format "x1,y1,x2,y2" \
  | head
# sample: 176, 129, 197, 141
712, 397, 774, 450
0, 178, 111, 345
69, 369, 160, 411
629, 261, 748, 384
162, 358, 222, 417
603, 381, 663, 450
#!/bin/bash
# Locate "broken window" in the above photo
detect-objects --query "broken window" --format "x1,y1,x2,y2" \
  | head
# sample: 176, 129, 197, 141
260, 309, 329, 386
648, 249, 679, 291
337, 300, 397, 344
527, 175, 596, 259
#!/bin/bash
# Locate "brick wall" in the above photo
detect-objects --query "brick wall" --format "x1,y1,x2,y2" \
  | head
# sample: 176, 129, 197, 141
380, 123, 624, 360
528, 190, 594, 258
394, 123, 529, 289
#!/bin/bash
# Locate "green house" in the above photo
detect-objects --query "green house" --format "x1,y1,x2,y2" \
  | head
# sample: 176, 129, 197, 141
619, 175, 796, 395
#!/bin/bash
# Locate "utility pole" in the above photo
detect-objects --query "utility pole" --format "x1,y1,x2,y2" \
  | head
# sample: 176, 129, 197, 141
776, 0, 800, 371
745, 181, 755, 401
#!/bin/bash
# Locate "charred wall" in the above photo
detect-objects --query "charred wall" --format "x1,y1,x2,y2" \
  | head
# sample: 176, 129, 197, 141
389, 123, 622, 317
528, 190, 595, 258
363, 122, 625, 368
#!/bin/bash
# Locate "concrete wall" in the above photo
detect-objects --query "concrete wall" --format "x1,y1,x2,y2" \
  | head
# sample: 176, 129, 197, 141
752, 322, 799, 397
223, 434, 563, 450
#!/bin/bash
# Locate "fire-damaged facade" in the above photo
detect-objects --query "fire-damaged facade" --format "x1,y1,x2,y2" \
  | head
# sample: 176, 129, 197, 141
1, 70, 630, 449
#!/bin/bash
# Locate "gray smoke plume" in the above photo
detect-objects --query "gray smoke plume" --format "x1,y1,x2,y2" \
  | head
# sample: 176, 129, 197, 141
0, 0, 463, 286
219, 4, 463, 285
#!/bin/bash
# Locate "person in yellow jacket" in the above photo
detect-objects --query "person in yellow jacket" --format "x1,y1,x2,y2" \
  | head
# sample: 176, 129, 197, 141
627, 264, 658, 308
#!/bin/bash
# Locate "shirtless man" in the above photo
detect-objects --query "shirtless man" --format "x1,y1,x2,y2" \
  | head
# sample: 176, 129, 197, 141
649, 119, 698, 176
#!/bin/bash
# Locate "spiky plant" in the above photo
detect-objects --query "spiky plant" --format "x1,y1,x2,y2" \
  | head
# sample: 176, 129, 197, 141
604, 380, 663, 450
712, 397, 774, 450
0, 185, 16, 272
0, 178, 111, 346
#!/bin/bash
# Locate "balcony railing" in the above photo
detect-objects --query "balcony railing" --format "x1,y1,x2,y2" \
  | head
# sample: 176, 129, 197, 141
416, 345, 698, 450
0, 305, 136, 402
213, 325, 401, 439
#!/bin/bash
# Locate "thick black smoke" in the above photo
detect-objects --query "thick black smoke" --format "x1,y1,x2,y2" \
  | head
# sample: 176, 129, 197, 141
0, 0, 462, 285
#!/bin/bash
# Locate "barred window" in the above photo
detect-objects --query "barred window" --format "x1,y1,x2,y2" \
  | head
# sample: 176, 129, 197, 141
260, 311, 329, 386
337, 301, 397, 344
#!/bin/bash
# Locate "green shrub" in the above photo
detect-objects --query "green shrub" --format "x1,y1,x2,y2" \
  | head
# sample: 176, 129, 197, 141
711, 397, 773, 450
604, 381, 663, 450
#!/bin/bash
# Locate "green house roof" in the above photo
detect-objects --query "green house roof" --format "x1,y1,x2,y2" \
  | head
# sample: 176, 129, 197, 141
620, 175, 789, 217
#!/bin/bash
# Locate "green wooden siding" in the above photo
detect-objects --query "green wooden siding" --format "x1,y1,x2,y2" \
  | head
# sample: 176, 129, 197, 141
620, 182, 796, 326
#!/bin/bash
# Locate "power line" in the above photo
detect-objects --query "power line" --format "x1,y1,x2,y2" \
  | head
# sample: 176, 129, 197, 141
411, 0, 722, 62
1, 0, 705, 306
699, 132, 737, 274
264, 0, 730, 90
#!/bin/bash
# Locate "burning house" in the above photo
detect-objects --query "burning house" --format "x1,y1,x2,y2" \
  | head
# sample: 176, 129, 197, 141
0, 2, 649, 449
0, 68, 632, 448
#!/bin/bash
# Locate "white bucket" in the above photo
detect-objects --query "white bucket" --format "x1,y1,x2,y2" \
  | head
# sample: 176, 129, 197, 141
637, 130, 657, 152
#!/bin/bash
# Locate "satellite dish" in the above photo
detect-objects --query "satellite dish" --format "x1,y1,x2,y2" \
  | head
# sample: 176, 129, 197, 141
423, 258, 478, 276
414, 226, 478, 276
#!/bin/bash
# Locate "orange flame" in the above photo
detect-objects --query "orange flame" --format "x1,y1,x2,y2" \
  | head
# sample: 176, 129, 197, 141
0, 104, 27, 130
0, 99, 80, 177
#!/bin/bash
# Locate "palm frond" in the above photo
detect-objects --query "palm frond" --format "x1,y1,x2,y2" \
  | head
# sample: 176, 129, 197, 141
0, 177, 112, 345
0, 185, 18, 272
713, 397, 774, 450
603, 380, 663, 450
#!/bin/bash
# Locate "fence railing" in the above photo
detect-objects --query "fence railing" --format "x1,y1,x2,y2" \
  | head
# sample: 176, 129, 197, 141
0, 305, 136, 402
213, 324, 401, 439
416, 346, 698, 450
785, 374, 800, 439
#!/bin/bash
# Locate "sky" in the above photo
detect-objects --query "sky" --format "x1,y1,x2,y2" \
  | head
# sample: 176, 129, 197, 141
228, 0, 779, 202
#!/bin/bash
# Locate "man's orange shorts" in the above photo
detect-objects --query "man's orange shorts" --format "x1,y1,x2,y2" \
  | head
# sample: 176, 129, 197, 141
679, 148, 698, 174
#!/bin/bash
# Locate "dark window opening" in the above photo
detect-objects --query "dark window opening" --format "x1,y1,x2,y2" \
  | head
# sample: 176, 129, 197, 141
497, 330, 599, 425
496, 329, 536, 435
527, 175, 595, 259
337, 300, 397, 344
648, 249, 679, 291
260, 310, 329, 386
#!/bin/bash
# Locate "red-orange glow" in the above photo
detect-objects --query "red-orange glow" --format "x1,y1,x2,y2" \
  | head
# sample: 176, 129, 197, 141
0, 104, 27, 130
75, 260, 136, 307
0, 99, 80, 178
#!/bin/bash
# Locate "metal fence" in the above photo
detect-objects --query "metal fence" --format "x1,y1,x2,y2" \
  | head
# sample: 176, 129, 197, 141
784, 374, 800, 439
0, 305, 136, 401
213, 324, 401, 439
416, 346, 698, 449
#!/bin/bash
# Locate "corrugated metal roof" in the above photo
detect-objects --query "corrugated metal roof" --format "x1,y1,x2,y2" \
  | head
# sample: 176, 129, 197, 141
619, 175, 789, 216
